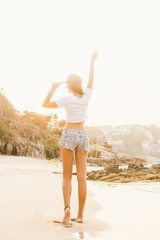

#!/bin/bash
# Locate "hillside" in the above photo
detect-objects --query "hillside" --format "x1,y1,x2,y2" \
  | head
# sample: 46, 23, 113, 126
0, 89, 47, 158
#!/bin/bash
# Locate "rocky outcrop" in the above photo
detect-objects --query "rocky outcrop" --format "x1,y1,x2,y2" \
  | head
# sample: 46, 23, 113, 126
88, 143, 147, 166
87, 163, 160, 183
1, 136, 45, 159
89, 143, 116, 159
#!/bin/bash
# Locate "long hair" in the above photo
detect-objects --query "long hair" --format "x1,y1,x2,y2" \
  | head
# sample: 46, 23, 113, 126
67, 74, 84, 96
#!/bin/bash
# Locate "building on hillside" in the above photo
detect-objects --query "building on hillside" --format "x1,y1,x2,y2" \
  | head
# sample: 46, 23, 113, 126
96, 133, 105, 144
104, 135, 114, 145
112, 140, 124, 148
130, 124, 145, 135
142, 139, 160, 153
103, 135, 123, 149
112, 125, 131, 135
145, 130, 154, 140
98, 125, 113, 135
152, 143, 160, 153
142, 140, 151, 153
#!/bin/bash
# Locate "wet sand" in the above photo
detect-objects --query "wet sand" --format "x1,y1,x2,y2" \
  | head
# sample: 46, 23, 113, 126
88, 181, 160, 240
0, 155, 160, 240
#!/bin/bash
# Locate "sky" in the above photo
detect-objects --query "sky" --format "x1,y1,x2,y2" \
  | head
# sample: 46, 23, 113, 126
0, 0, 160, 127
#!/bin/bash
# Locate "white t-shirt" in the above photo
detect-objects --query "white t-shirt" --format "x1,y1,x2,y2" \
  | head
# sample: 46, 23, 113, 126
55, 88, 92, 123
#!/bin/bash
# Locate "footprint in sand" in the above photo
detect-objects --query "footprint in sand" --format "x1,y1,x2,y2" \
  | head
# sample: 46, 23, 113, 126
50, 220, 73, 228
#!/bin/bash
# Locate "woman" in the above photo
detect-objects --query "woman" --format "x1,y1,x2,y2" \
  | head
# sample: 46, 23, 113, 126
42, 50, 98, 227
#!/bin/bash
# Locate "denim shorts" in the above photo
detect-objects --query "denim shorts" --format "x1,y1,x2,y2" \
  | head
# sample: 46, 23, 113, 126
59, 129, 90, 153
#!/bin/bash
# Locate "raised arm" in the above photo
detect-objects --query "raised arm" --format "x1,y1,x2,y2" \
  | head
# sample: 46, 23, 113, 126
42, 82, 61, 108
87, 49, 98, 89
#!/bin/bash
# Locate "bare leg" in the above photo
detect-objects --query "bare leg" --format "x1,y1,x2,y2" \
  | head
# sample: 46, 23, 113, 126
60, 146, 74, 226
75, 150, 88, 223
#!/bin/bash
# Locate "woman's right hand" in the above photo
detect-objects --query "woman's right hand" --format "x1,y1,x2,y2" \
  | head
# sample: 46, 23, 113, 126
51, 82, 61, 90
91, 49, 98, 63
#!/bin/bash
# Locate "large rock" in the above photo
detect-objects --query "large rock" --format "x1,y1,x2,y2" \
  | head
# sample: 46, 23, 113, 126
151, 164, 160, 169
104, 165, 120, 174
89, 143, 116, 159
128, 162, 145, 169
88, 143, 147, 167
2, 137, 46, 159
117, 152, 146, 164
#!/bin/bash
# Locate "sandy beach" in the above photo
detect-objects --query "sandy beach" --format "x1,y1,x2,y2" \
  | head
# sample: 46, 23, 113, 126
0, 155, 160, 240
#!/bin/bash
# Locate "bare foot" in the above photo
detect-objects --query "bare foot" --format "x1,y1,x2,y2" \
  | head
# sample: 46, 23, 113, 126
62, 207, 73, 227
75, 218, 83, 223
71, 217, 83, 223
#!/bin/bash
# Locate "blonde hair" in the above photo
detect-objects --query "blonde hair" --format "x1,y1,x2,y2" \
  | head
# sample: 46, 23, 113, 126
67, 74, 84, 96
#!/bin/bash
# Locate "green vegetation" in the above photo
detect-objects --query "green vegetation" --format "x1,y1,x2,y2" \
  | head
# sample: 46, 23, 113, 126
0, 88, 18, 118
101, 141, 112, 149
0, 120, 8, 140
44, 127, 62, 159
0, 119, 14, 153
29, 115, 48, 130
89, 137, 97, 144
149, 125, 160, 141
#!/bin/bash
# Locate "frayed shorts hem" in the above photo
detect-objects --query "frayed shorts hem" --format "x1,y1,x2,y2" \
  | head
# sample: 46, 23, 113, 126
59, 144, 90, 153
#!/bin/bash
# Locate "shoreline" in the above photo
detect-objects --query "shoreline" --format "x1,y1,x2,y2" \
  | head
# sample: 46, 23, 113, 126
0, 155, 160, 240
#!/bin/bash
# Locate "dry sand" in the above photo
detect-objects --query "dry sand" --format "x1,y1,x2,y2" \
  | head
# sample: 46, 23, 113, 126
0, 155, 106, 240
0, 155, 160, 240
